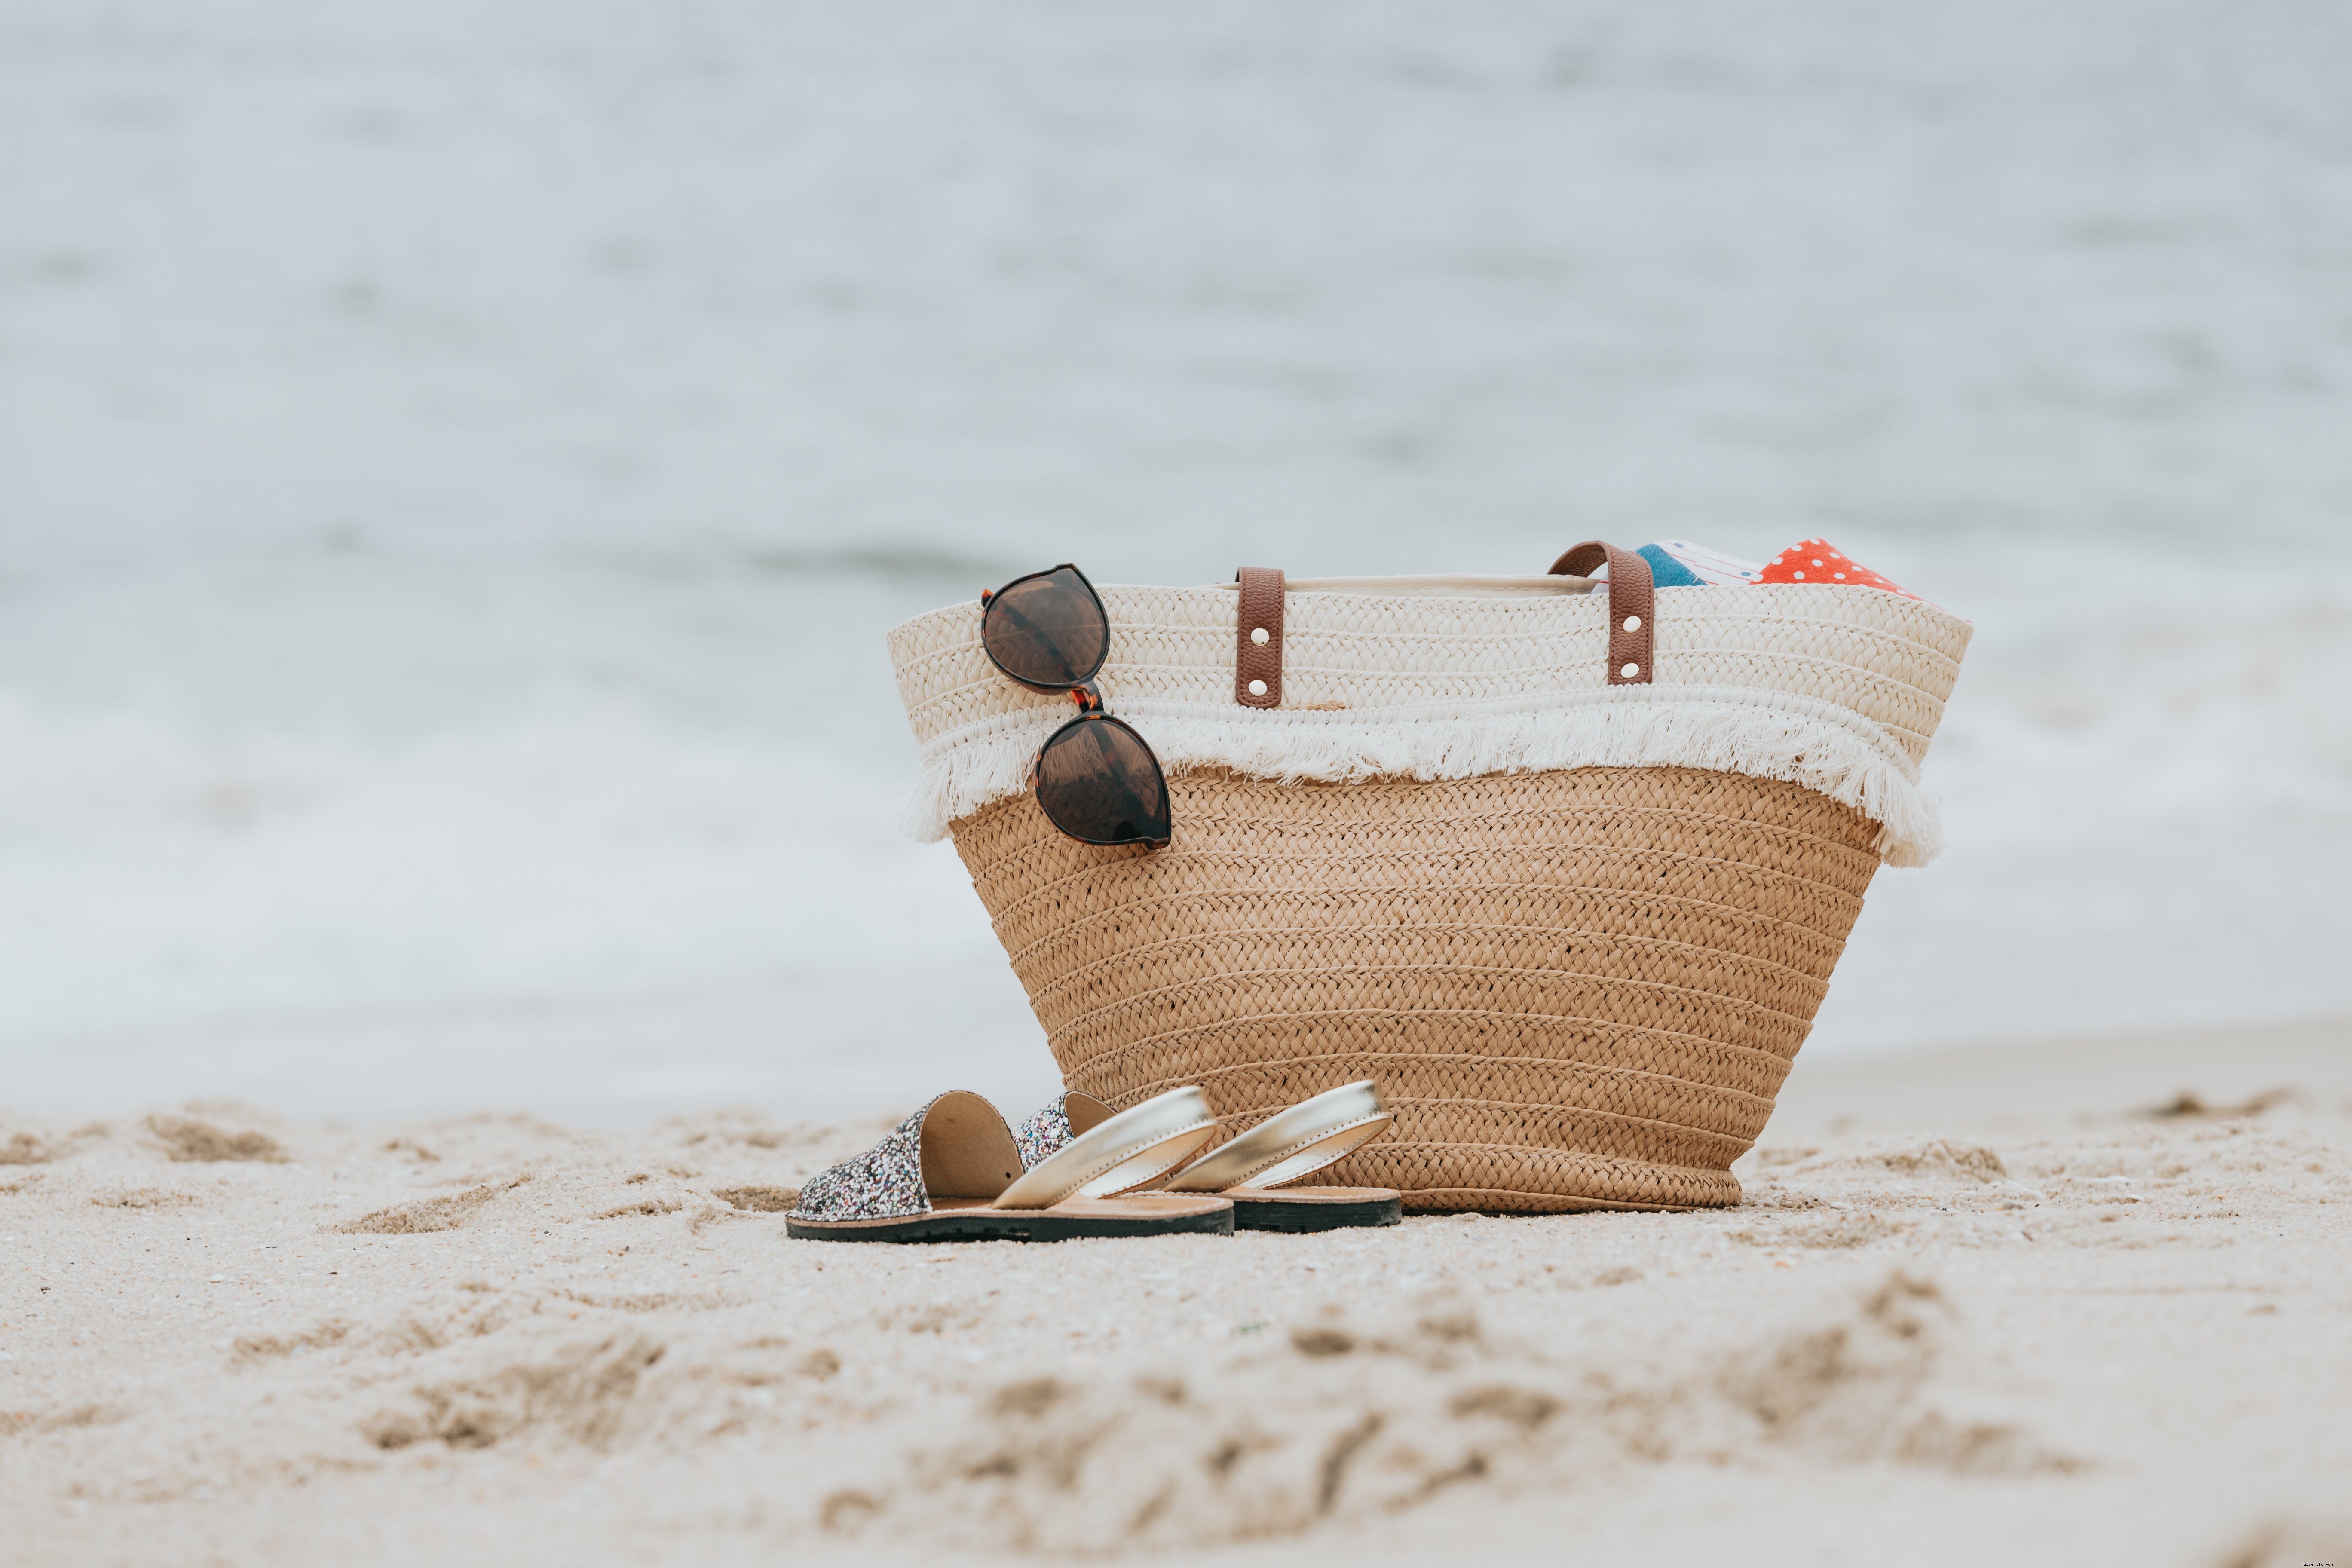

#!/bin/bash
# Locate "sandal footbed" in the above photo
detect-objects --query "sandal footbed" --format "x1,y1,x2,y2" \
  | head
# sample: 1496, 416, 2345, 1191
1224, 1185, 1400, 1205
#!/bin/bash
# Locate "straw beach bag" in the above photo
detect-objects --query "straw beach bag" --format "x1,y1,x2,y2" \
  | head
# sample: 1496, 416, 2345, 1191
888, 545, 1969, 1212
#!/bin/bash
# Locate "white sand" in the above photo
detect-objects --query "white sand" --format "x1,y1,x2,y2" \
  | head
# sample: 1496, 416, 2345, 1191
4, 1021, 2349, 1568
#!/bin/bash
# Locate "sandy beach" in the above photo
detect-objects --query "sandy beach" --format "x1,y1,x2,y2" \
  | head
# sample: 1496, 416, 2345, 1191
6, 14, 2351, 1563
4, 1017, 2346, 1567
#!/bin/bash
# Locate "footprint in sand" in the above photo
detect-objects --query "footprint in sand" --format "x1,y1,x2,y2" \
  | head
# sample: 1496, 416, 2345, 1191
145, 1116, 289, 1165
2, 1132, 55, 1166
334, 1176, 530, 1235
710, 1185, 799, 1213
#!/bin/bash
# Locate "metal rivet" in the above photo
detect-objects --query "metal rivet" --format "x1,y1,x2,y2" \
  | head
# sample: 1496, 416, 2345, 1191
1250, 627, 1270, 645
1247, 678, 1268, 697
1620, 662, 1639, 679
1622, 615, 1641, 633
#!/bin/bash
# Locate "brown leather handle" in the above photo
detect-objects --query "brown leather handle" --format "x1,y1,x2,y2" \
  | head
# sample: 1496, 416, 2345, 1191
1234, 567, 1285, 707
1548, 542, 1654, 686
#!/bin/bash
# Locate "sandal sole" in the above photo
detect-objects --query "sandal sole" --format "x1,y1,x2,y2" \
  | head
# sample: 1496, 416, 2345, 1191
786, 1207, 1235, 1243
1232, 1195, 1404, 1233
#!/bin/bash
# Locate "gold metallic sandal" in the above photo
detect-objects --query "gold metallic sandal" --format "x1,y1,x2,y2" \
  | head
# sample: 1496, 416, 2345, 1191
1164, 1081, 1400, 1231
786, 1087, 1232, 1243
1017, 1081, 1401, 1233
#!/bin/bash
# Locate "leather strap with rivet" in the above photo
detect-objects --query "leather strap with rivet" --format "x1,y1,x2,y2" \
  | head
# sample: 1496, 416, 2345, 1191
1234, 566, 1285, 707
1548, 541, 1655, 686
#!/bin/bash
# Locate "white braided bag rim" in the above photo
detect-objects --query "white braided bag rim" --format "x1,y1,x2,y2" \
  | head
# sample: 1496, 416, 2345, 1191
888, 579, 1972, 868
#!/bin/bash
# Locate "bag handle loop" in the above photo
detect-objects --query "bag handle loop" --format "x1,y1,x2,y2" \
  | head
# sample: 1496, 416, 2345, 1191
1234, 567, 1285, 707
1233, 548, 1649, 697
1549, 542, 1655, 686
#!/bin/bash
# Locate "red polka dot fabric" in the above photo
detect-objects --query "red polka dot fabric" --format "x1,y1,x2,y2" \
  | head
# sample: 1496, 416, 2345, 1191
1757, 539, 1917, 599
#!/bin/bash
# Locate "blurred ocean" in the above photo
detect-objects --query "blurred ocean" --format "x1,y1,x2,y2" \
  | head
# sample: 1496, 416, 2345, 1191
3, 0, 2348, 1121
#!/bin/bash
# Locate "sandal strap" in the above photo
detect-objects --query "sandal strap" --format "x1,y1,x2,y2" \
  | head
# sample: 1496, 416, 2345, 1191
995, 1087, 1222, 1209
1163, 1081, 1391, 1193
1010, 1096, 1076, 1170
787, 1095, 948, 1222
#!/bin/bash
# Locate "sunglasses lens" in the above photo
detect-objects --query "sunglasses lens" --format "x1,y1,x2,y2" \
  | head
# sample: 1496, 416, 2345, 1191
983, 567, 1109, 689
1035, 717, 1170, 846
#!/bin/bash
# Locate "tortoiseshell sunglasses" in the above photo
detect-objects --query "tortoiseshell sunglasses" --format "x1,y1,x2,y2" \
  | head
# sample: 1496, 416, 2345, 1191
979, 565, 1171, 848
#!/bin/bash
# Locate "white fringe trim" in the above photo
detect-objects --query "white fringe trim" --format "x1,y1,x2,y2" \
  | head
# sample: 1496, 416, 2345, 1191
906, 683, 1944, 868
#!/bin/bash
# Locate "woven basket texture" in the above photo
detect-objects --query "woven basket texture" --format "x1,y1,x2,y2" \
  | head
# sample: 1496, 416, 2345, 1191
951, 763, 1882, 1213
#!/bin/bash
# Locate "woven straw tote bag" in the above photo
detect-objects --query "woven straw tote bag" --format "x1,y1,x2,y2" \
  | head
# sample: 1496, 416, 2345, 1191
888, 543, 1970, 1212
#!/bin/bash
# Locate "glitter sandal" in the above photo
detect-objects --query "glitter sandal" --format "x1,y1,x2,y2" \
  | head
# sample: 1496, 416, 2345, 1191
1020, 1081, 1403, 1233
785, 1086, 1232, 1242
